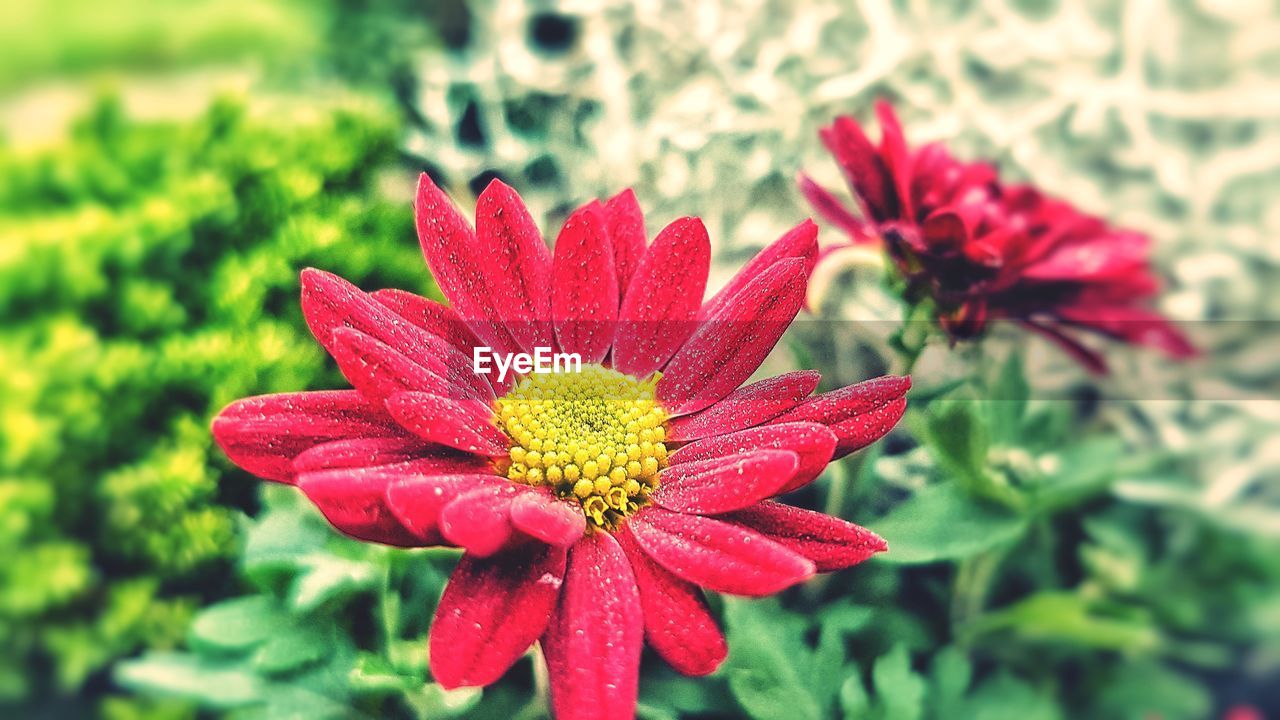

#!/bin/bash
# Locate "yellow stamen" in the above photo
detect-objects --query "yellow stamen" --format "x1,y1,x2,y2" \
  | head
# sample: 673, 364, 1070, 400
495, 365, 668, 529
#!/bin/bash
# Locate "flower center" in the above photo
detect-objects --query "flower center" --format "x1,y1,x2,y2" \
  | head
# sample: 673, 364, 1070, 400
495, 365, 668, 529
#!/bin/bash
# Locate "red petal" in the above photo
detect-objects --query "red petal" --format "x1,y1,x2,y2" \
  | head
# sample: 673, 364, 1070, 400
293, 436, 462, 473
653, 450, 798, 515
474, 179, 555, 353
429, 544, 567, 688
658, 258, 807, 415
439, 484, 526, 557
212, 391, 404, 483
510, 491, 587, 548
770, 375, 910, 458
670, 422, 836, 494
300, 269, 493, 402
820, 115, 897, 221
413, 173, 523, 355
552, 205, 617, 363
626, 507, 814, 596
874, 100, 914, 222
1020, 319, 1109, 375
1055, 305, 1198, 359
721, 501, 887, 571
542, 532, 642, 720
295, 469, 424, 546
330, 327, 458, 404
614, 526, 726, 676
384, 473, 503, 543
612, 217, 709, 378
666, 370, 820, 442
371, 289, 484, 358
796, 172, 874, 241
386, 392, 508, 456
292, 437, 427, 473
700, 220, 818, 320
603, 189, 647, 299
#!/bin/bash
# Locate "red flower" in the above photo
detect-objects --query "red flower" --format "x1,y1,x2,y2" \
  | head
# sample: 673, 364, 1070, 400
801, 101, 1196, 373
213, 175, 909, 720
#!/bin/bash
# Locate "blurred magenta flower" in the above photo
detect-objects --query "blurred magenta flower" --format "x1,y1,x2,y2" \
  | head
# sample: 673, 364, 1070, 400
801, 101, 1196, 372
213, 175, 909, 719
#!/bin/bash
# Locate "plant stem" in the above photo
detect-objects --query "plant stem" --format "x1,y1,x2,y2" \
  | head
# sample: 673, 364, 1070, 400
951, 549, 1005, 634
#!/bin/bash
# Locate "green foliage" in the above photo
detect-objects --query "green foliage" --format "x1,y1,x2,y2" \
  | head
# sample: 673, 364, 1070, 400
116, 486, 480, 720
0, 0, 324, 92
0, 95, 431, 713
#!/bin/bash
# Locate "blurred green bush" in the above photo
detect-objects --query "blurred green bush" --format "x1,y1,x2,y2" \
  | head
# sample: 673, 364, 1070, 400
0, 95, 433, 714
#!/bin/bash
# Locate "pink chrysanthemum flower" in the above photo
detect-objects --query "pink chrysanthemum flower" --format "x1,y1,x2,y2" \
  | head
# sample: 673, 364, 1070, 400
213, 175, 909, 720
801, 101, 1196, 372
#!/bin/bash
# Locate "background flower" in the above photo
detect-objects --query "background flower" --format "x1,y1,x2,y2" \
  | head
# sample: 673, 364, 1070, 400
802, 100, 1198, 372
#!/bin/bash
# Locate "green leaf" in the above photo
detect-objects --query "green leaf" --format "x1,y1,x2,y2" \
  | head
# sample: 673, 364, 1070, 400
252, 624, 331, 675
114, 653, 263, 708
955, 673, 1061, 720
404, 683, 482, 719
348, 653, 418, 696
927, 646, 972, 712
289, 555, 379, 612
1031, 437, 1125, 511
729, 668, 824, 720
962, 592, 1161, 654
840, 674, 870, 718
1096, 661, 1210, 720
871, 484, 1027, 564
924, 399, 990, 486
871, 646, 924, 720
724, 598, 825, 720
188, 596, 285, 653
986, 350, 1029, 444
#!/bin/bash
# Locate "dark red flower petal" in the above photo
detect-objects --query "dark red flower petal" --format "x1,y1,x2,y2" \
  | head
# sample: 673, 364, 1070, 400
385, 392, 509, 456
414, 173, 523, 356
371, 288, 484, 359
700, 220, 819, 320
873, 100, 914, 222
474, 179, 555, 353
820, 115, 897, 221
602, 189, 647, 299
770, 375, 910, 458
614, 526, 727, 677
295, 468, 425, 547
626, 507, 815, 596
438, 484, 526, 557
612, 217, 709, 378
1020, 320, 1109, 375
658, 258, 808, 415
384, 473, 503, 543
542, 532, 643, 720
653, 450, 798, 515
429, 543, 567, 689
665, 370, 820, 442
330, 327, 480, 405
509, 491, 587, 548
212, 391, 404, 483
721, 501, 887, 571
669, 422, 837, 494
1056, 305, 1198, 359
291, 436, 435, 473
300, 269, 492, 402
552, 204, 617, 363
796, 172, 873, 241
